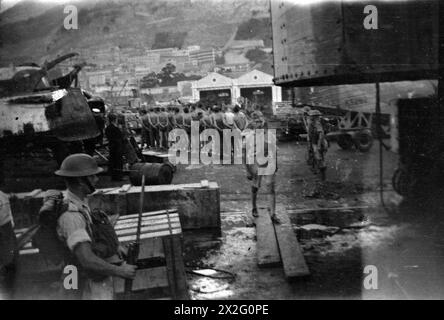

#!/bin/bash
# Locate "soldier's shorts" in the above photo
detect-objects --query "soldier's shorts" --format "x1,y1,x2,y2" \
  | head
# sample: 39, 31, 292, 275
253, 174, 275, 193
247, 164, 276, 193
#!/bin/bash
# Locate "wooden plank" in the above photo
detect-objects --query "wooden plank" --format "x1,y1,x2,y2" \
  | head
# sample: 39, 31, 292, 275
274, 209, 310, 279
163, 235, 189, 300
287, 206, 368, 214
115, 222, 182, 237
115, 215, 180, 230
114, 266, 169, 293
118, 228, 182, 243
117, 209, 178, 220
116, 219, 180, 233
98, 182, 219, 194
138, 237, 164, 259
116, 213, 180, 225
118, 184, 132, 193
255, 209, 281, 268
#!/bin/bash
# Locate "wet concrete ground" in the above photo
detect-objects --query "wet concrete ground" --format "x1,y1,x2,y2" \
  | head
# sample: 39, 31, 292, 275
174, 140, 444, 300
8, 139, 444, 299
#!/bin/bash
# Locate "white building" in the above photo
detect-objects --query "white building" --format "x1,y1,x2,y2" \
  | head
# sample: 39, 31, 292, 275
234, 69, 282, 114
192, 72, 234, 105
86, 70, 113, 86
191, 70, 282, 115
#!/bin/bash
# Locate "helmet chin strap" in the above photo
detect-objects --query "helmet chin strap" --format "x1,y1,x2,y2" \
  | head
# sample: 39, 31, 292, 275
80, 176, 95, 194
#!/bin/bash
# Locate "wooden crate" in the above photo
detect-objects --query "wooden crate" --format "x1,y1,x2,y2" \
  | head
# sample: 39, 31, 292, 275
113, 209, 189, 300
88, 182, 221, 231
9, 182, 221, 231
15, 209, 189, 300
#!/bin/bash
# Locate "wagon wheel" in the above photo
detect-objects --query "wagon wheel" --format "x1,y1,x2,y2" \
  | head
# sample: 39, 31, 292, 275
392, 167, 416, 197
353, 130, 373, 152
337, 134, 354, 150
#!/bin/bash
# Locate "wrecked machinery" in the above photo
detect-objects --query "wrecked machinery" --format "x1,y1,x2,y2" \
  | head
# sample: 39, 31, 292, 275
0, 53, 105, 190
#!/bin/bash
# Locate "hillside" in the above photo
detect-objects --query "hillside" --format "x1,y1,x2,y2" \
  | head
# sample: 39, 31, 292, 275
0, 0, 57, 25
0, 0, 270, 67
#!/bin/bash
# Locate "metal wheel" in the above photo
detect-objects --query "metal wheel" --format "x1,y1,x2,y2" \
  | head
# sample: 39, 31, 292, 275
353, 130, 373, 152
337, 134, 354, 150
392, 167, 416, 197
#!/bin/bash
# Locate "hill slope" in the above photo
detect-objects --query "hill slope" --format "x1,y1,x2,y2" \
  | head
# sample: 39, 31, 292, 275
0, 0, 270, 66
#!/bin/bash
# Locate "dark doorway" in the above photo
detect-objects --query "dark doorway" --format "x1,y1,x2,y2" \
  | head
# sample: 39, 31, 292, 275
199, 89, 231, 106
240, 86, 273, 116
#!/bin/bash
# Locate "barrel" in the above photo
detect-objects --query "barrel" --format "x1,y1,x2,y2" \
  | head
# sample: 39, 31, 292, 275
129, 162, 173, 186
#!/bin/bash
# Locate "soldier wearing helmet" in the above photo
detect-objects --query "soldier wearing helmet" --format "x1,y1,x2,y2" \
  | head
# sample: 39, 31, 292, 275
302, 105, 311, 115
307, 109, 328, 180
55, 153, 136, 299
105, 113, 124, 181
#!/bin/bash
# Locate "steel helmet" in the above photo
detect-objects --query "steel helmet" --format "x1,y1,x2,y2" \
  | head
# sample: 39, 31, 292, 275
308, 109, 322, 117
250, 110, 264, 120
55, 153, 104, 177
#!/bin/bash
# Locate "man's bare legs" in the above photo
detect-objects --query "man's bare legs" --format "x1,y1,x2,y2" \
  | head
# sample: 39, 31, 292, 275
251, 186, 259, 217
267, 181, 280, 224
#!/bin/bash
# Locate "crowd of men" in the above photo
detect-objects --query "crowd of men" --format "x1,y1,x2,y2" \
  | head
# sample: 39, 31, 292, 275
139, 104, 251, 150
101, 102, 329, 181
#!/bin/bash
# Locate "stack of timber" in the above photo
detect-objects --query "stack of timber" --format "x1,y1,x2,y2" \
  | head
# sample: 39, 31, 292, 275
114, 209, 189, 300
9, 182, 221, 231
255, 208, 310, 280
16, 209, 189, 300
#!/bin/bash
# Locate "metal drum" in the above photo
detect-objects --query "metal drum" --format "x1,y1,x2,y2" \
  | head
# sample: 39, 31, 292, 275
129, 162, 173, 186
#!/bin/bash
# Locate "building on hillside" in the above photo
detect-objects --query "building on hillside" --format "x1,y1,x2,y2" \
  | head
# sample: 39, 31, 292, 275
127, 54, 160, 69
227, 40, 264, 52
140, 86, 180, 103
135, 67, 152, 79
187, 45, 201, 53
89, 47, 120, 67
93, 85, 138, 100
113, 71, 134, 85
189, 49, 217, 66
160, 55, 190, 72
147, 48, 177, 56
141, 86, 179, 95
177, 80, 195, 100
215, 63, 252, 78
86, 69, 113, 87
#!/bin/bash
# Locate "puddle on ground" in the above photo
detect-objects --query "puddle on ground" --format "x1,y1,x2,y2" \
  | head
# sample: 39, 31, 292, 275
289, 207, 366, 229
288, 207, 410, 256
189, 277, 234, 299
183, 211, 255, 299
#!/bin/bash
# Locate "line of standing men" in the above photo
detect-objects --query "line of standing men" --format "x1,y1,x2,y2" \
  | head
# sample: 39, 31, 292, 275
140, 104, 250, 151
